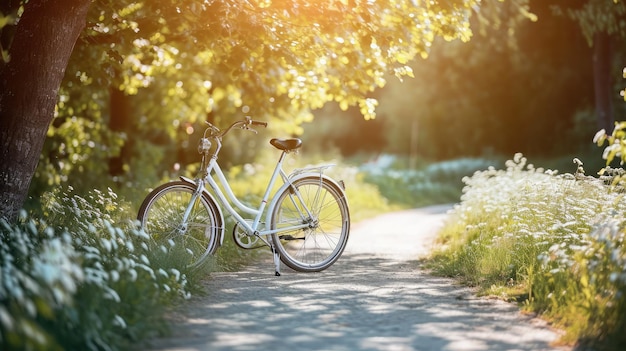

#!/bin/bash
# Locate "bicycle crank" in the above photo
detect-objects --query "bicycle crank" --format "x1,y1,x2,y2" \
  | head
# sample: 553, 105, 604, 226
233, 221, 265, 249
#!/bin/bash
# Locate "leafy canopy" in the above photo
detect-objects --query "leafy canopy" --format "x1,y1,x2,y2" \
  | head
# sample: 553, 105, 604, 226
74, 0, 482, 121
0, 0, 543, 199
29, 0, 497, 195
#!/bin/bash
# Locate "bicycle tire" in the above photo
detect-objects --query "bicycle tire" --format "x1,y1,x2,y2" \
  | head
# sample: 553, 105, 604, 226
270, 176, 350, 272
137, 181, 221, 267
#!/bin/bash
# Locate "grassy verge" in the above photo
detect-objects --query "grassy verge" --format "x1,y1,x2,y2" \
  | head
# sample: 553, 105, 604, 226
428, 153, 626, 350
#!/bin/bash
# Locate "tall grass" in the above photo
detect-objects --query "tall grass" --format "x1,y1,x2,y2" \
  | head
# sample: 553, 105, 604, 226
430, 153, 626, 350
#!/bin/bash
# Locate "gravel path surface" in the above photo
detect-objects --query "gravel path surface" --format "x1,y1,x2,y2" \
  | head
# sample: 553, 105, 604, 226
145, 205, 570, 351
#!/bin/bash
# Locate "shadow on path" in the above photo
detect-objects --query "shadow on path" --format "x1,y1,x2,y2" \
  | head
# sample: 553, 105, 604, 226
144, 253, 570, 351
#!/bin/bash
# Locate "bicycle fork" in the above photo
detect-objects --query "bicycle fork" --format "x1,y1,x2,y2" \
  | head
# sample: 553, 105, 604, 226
179, 178, 206, 234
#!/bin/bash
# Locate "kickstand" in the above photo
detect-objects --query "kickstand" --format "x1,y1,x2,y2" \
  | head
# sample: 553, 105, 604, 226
271, 246, 281, 276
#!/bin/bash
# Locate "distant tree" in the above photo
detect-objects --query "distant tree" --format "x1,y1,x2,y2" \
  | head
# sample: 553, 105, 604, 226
377, 0, 598, 159
550, 0, 626, 132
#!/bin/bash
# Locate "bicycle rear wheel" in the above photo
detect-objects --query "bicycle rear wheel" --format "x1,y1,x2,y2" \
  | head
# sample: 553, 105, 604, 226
137, 181, 221, 267
270, 176, 350, 272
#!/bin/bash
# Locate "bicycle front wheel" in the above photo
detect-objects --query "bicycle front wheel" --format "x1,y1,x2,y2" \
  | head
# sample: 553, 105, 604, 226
270, 176, 350, 272
137, 181, 221, 268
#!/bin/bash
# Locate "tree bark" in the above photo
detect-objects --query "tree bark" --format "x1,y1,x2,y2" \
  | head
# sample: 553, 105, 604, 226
0, 0, 92, 221
592, 32, 614, 133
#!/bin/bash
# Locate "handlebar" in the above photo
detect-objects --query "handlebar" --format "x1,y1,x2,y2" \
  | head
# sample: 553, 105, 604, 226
203, 117, 267, 139
251, 120, 268, 127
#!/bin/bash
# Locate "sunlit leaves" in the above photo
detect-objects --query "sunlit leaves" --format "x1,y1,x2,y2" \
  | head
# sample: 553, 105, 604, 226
38, 0, 514, 194
595, 121, 626, 168
71, 0, 487, 123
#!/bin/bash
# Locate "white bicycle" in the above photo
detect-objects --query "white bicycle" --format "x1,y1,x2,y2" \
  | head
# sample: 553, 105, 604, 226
137, 117, 350, 276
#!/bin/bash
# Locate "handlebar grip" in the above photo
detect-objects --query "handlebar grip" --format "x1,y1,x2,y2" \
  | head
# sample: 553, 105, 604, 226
251, 120, 268, 128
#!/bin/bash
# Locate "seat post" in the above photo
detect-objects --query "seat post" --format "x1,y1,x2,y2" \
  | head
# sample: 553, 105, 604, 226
276, 150, 287, 166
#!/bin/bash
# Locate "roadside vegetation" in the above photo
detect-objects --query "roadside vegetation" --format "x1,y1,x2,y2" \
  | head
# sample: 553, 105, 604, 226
0, 187, 205, 351
5, 144, 626, 350
0, 144, 540, 350
429, 146, 626, 350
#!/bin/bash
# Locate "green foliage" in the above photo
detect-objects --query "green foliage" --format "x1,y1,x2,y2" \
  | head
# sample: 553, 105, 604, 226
430, 153, 626, 349
1, 188, 203, 351
30, 0, 522, 205
0, 1, 24, 63
551, 0, 626, 45
377, 0, 596, 159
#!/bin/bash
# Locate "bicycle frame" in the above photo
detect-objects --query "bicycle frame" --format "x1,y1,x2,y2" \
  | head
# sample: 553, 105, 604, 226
178, 147, 322, 250
205, 151, 315, 237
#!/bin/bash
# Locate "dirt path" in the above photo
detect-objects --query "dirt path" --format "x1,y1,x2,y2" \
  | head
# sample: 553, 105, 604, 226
145, 205, 570, 351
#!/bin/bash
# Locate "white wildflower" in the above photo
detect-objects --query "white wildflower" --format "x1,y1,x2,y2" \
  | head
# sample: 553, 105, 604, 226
101, 238, 112, 252
128, 269, 137, 282
593, 129, 606, 144
0, 305, 14, 330
110, 270, 120, 282
170, 268, 181, 281
140, 254, 149, 265
104, 287, 121, 303
113, 315, 127, 329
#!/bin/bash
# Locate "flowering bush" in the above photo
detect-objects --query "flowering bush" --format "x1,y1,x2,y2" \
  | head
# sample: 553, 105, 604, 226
432, 153, 626, 348
1, 188, 196, 351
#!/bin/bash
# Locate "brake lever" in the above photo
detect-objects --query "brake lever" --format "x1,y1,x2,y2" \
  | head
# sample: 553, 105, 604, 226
245, 126, 258, 134
204, 121, 219, 137
242, 117, 258, 134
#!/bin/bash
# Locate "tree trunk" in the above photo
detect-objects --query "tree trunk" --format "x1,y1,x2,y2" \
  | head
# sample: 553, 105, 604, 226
0, 0, 91, 221
592, 32, 614, 133
109, 87, 132, 177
